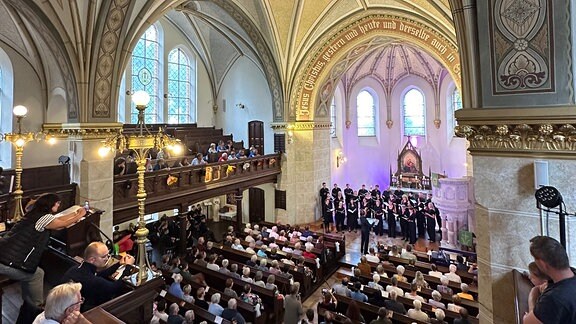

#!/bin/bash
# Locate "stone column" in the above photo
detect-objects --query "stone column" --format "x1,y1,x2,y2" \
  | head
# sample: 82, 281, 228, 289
273, 122, 331, 225
235, 190, 243, 231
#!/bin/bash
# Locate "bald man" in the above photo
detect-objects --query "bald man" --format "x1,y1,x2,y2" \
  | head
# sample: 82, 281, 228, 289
61, 241, 135, 311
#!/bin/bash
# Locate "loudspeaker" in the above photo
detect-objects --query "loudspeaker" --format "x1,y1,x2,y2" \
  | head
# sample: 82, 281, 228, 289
534, 160, 549, 189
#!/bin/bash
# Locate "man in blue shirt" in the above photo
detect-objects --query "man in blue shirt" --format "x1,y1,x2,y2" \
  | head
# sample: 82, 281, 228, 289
349, 282, 368, 303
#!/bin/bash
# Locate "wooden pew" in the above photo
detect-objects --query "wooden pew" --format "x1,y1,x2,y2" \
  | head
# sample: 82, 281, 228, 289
329, 294, 429, 324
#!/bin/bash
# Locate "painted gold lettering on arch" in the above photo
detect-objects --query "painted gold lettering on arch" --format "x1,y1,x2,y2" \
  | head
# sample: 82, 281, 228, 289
297, 16, 460, 121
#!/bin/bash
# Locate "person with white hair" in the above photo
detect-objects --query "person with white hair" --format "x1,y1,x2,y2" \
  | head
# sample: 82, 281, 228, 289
32, 282, 90, 324
444, 264, 462, 283
221, 298, 246, 324
168, 273, 184, 299
368, 273, 384, 291
269, 226, 279, 239
219, 259, 230, 275
304, 236, 314, 250
428, 290, 446, 309
182, 284, 195, 303
245, 242, 257, 254
292, 242, 303, 256
208, 293, 224, 316
252, 224, 261, 236
244, 223, 252, 235
184, 310, 195, 324
245, 233, 255, 244
437, 275, 454, 295
257, 258, 269, 272
246, 254, 258, 267
231, 238, 245, 251
457, 283, 474, 300
167, 303, 185, 323
407, 299, 429, 322
241, 266, 253, 283
430, 308, 447, 324
392, 265, 407, 283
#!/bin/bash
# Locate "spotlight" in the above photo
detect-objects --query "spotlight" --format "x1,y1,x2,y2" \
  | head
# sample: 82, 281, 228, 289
535, 186, 562, 208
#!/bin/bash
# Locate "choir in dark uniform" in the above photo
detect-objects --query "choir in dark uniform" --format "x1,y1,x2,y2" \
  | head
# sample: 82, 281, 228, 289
317, 182, 440, 244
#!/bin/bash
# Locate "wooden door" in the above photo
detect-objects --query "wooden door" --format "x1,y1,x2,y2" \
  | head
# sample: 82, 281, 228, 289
248, 120, 264, 154
249, 187, 265, 224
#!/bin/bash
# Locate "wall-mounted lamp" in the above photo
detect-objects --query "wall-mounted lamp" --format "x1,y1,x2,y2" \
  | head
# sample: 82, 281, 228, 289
287, 125, 294, 144
236, 103, 245, 109
336, 151, 347, 168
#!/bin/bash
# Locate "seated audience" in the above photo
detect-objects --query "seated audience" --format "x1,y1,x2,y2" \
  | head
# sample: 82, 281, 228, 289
457, 283, 474, 301
392, 265, 408, 283
182, 284, 195, 303
368, 273, 385, 291
454, 308, 470, 324
430, 309, 447, 324
229, 264, 241, 279
221, 298, 246, 324
365, 247, 380, 263
151, 299, 169, 324
412, 270, 430, 290
428, 290, 446, 309
444, 264, 462, 283
357, 256, 371, 276
407, 300, 429, 323
332, 277, 351, 297
447, 295, 463, 313
437, 275, 454, 296
184, 310, 194, 324
241, 266, 253, 283
265, 275, 278, 292
168, 273, 184, 299
195, 287, 209, 310
208, 293, 224, 316
346, 300, 365, 323
400, 244, 417, 262
428, 264, 443, 278
384, 290, 406, 315
32, 282, 90, 324
388, 245, 400, 257
385, 276, 404, 297
404, 283, 425, 303
527, 261, 549, 312
61, 241, 135, 311
167, 303, 184, 324
369, 307, 393, 324
224, 278, 238, 298
350, 282, 368, 303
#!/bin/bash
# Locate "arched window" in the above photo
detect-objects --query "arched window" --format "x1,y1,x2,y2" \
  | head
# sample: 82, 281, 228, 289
356, 90, 376, 137
403, 88, 425, 136
0, 48, 14, 169
167, 48, 195, 124
131, 25, 160, 124
452, 88, 462, 125
330, 97, 336, 137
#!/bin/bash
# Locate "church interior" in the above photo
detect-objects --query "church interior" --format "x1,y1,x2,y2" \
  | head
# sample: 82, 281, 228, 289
0, 0, 574, 323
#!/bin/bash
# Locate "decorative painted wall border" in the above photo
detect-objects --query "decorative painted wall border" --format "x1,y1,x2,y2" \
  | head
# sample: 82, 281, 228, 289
270, 122, 332, 131
292, 14, 460, 121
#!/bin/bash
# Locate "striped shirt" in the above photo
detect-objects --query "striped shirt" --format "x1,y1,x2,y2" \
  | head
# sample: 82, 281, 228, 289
35, 214, 56, 232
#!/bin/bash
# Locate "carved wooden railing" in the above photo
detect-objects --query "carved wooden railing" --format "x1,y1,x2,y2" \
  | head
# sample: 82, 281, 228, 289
113, 153, 281, 224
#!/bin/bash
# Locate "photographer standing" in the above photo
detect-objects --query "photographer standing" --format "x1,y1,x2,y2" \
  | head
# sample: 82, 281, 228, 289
284, 282, 304, 324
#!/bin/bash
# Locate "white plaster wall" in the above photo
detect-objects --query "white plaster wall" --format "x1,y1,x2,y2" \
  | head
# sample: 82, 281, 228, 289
216, 56, 273, 154
331, 74, 466, 187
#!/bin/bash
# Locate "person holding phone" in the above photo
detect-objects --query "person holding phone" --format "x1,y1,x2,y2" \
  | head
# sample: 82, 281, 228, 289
0, 193, 86, 310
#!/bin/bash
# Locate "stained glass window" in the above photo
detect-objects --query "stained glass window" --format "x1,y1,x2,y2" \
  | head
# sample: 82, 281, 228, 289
403, 88, 426, 136
357, 90, 376, 137
330, 97, 336, 137
131, 25, 160, 123
168, 48, 194, 124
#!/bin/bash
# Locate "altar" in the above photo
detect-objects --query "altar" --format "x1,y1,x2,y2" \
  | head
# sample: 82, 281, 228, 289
389, 141, 433, 191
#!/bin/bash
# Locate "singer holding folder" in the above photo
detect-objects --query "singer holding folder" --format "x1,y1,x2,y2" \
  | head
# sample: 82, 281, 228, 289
0, 193, 86, 309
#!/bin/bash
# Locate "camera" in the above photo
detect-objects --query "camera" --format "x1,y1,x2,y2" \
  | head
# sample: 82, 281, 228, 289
322, 288, 328, 295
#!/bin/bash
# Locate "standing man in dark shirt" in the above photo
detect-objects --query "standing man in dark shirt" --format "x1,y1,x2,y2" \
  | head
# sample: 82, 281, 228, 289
358, 184, 368, 201
343, 184, 354, 204
319, 182, 330, 214
359, 210, 372, 255
331, 183, 341, 201
523, 236, 576, 324
61, 241, 135, 311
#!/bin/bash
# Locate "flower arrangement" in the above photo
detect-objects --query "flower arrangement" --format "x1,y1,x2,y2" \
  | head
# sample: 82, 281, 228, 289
166, 175, 178, 186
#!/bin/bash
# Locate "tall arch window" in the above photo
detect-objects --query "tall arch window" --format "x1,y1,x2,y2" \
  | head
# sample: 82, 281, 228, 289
131, 25, 160, 124
403, 88, 425, 136
330, 97, 336, 137
0, 48, 14, 169
356, 90, 376, 136
448, 88, 462, 136
167, 48, 194, 123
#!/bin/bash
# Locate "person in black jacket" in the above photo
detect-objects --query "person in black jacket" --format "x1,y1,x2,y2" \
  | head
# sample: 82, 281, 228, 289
61, 241, 135, 311
359, 210, 373, 255
0, 193, 86, 307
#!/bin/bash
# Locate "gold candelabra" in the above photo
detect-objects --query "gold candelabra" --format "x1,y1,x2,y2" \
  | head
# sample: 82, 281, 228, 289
2, 106, 40, 222
100, 90, 182, 285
